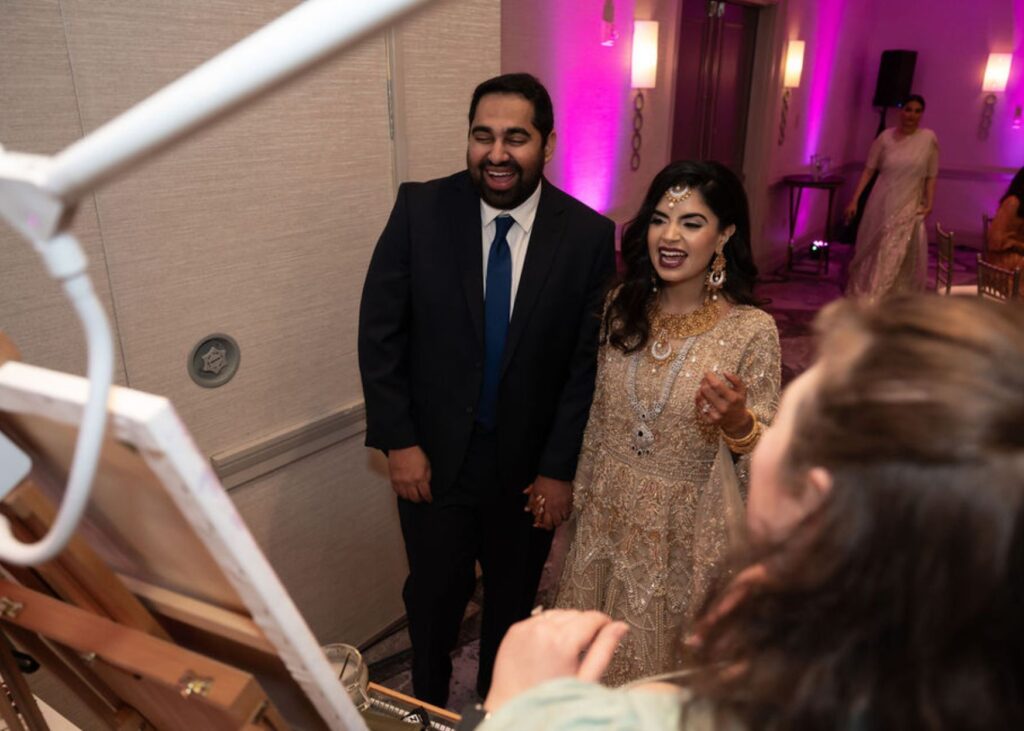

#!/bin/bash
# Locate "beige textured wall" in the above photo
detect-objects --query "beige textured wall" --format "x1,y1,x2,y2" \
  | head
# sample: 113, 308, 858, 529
0, 0, 124, 380
232, 437, 406, 645
69, 4, 394, 456
393, 0, 501, 182
0, 0, 499, 667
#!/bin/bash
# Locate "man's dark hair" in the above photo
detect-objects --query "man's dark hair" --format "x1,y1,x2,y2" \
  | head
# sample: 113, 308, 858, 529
468, 73, 554, 143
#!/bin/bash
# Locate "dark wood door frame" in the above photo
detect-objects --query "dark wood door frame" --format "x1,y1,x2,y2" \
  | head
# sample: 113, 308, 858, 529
671, 0, 759, 172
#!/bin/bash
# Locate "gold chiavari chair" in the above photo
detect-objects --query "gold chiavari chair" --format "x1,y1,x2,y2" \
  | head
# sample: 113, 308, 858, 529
982, 212, 993, 257
935, 223, 955, 295
976, 254, 1022, 302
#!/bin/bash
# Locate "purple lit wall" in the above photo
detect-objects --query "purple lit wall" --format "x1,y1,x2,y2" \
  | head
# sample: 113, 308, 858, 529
762, 0, 869, 260
850, 0, 1021, 245
1008, 0, 1024, 164
801, 0, 845, 166
502, 0, 678, 221
503, 0, 1018, 252
502, 0, 633, 213
765, 0, 1021, 252
547, 18, 630, 214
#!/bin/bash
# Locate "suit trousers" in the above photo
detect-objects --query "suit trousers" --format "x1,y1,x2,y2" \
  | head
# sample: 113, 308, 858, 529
397, 428, 554, 707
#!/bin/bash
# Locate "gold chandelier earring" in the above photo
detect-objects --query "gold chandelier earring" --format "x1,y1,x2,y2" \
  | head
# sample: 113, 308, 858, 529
706, 248, 727, 301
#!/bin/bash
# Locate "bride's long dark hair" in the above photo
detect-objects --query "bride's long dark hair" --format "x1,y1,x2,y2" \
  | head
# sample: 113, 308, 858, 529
604, 160, 760, 354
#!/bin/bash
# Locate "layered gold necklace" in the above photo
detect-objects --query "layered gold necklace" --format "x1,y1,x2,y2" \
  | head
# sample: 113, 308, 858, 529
648, 299, 721, 361
627, 299, 721, 455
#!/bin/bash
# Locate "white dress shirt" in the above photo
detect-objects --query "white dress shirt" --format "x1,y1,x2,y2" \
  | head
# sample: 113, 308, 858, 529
480, 181, 542, 317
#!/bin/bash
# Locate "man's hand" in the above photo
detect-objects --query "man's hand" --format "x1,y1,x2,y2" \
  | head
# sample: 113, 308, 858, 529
524, 476, 573, 530
388, 446, 432, 503
483, 610, 629, 713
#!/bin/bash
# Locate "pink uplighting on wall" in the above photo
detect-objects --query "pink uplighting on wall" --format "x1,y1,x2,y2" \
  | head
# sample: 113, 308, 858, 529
802, 0, 845, 165
551, 82, 626, 213
528, 0, 631, 214
785, 0, 846, 241
1008, 0, 1024, 159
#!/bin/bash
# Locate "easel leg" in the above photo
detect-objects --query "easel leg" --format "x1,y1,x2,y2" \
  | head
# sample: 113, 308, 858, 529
4, 624, 132, 730
0, 627, 48, 731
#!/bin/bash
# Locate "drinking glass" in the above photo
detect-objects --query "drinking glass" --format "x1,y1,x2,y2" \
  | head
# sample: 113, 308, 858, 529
323, 642, 370, 710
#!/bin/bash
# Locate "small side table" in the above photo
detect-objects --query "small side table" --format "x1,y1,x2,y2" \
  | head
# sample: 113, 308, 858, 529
781, 174, 845, 274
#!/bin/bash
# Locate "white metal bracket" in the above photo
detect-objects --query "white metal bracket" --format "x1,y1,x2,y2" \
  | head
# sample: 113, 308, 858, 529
0, 147, 65, 245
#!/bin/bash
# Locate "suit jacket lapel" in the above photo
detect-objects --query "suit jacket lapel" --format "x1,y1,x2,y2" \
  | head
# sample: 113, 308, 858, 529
500, 182, 565, 376
454, 173, 485, 347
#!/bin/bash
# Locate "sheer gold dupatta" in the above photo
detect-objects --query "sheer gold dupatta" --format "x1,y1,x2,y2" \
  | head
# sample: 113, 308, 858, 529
716, 439, 748, 554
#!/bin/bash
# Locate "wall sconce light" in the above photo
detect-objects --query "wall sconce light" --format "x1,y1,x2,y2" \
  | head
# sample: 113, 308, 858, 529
979, 53, 1012, 140
630, 20, 658, 171
601, 0, 619, 47
783, 40, 806, 89
778, 40, 805, 146
983, 53, 1012, 92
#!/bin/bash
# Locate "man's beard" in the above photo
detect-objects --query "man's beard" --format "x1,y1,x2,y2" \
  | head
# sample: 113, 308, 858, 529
470, 159, 543, 210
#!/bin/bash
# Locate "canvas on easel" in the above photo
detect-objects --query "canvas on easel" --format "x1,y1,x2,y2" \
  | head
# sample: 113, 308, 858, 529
0, 340, 368, 730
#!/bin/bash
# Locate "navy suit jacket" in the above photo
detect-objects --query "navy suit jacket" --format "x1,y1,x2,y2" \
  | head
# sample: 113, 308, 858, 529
358, 170, 616, 497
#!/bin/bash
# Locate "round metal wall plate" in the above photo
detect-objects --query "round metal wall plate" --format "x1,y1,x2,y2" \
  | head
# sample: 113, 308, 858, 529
188, 333, 240, 388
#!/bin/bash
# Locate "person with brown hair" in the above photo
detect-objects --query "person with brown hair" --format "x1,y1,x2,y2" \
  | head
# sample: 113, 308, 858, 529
466, 294, 1024, 731
986, 165, 1024, 272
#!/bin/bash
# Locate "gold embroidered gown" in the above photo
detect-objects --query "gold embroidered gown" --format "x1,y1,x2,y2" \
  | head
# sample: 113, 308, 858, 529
555, 305, 781, 686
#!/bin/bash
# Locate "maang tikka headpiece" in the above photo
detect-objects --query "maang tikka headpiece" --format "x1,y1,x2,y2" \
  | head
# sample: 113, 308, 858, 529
664, 184, 691, 209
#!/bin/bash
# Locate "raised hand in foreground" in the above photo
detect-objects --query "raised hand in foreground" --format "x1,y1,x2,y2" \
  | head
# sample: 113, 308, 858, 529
484, 610, 629, 713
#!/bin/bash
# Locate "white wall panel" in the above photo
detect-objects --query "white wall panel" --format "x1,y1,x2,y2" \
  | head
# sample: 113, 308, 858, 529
57, 0, 394, 455
231, 437, 404, 646
0, 0, 124, 381
1, 0, 502, 691
393, 0, 501, 182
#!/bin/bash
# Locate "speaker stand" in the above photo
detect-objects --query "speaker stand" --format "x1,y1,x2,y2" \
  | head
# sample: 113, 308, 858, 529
876, 106, 889, 137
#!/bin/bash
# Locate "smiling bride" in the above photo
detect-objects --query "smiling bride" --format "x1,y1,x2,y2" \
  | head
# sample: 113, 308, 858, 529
546, 160, 781, 685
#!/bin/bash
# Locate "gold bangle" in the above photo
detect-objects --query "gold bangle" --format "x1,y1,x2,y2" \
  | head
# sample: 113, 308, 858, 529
721, 409, 761, 454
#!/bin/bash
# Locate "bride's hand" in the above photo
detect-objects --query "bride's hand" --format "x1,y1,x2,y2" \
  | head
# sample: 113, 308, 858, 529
696, 372, 751, 437
484, 610, 629, 713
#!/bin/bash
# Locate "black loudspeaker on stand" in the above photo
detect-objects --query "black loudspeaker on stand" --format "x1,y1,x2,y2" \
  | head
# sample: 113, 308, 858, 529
872, 49, 917, 136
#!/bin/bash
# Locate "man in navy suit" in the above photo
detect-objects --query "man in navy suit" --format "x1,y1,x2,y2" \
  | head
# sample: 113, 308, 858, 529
358, 73, 615, 707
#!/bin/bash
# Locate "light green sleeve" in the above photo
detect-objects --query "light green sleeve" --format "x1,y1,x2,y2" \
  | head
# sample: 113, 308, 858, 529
479, 678, 686, 731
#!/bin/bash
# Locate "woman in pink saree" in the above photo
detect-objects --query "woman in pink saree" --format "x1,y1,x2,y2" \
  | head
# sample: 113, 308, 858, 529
843, 95, 938, 299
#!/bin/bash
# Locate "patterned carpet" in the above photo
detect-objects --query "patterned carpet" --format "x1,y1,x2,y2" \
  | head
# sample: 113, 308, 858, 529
365, 239, 981, 712
760, 240, 978, 383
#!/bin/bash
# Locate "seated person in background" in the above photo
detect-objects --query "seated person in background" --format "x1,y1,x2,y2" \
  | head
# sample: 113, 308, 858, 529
986, 166, 1024, 271
469, 295, 1024, 731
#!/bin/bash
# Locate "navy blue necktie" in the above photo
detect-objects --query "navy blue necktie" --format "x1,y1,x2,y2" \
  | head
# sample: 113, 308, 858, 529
477, 215, 514, 430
